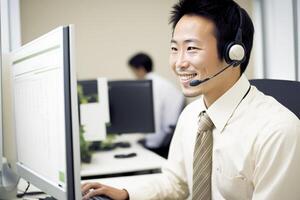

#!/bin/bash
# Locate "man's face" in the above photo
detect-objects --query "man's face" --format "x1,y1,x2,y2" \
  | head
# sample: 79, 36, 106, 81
169, 15, 226, 98
131, 67, 147, 79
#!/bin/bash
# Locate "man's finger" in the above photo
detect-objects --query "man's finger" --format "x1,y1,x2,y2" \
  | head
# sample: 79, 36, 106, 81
83, 188, 106, 200
81, 182, 102, 193
81, 182, 89, 190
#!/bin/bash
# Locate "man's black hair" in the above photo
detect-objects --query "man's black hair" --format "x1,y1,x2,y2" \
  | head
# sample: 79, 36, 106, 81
169, 0, 254, 74
128, 53, 153, 73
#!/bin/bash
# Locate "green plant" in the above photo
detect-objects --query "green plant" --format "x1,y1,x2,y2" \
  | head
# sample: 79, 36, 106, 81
99, 133, 116, 149
79, 125, 92, 163
77, 84, 93, 163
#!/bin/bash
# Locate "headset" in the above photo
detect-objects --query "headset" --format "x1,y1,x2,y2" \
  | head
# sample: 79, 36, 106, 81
189, 5, 246, 87
224, 5, 246, 66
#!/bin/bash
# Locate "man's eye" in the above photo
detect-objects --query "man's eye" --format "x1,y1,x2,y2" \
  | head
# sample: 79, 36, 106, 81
187, 46, 198, 51
171, 47, 177, 51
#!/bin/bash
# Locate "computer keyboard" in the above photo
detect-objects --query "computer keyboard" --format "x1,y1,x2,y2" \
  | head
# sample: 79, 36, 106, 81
90, 195, 112, 200
115, 141, 131, 148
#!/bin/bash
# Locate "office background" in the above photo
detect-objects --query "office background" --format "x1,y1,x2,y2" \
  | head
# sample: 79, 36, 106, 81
1, 0, 300, 169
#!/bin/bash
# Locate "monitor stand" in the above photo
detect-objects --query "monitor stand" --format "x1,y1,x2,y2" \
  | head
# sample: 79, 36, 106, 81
0, 157, 19, 199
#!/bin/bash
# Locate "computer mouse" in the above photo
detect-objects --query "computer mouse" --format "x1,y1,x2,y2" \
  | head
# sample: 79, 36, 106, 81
116, 141, 131, 148
114, 152, 137, 158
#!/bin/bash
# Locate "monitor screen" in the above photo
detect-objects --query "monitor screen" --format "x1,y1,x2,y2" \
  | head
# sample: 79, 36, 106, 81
11, 26, 81, 200
77, 80, 98, 103
106, 80, 155, 134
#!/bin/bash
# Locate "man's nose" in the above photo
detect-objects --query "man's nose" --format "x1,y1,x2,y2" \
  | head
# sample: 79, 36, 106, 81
175, 52, 189, 70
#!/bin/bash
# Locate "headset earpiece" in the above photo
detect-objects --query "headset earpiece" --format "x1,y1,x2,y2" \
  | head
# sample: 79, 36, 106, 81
224, 6, 246, 66
224, 41, 245, 65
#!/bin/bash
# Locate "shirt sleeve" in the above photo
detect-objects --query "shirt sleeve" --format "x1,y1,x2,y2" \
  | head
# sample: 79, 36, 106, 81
252, 120, 300, 199
126, 113, 190, 200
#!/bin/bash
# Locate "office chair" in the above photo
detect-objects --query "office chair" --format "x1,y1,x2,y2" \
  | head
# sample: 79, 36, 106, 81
139, 99, 186, 159
156, 99, 187, 158
143, 125, 176, 159
250, 79, 300, 119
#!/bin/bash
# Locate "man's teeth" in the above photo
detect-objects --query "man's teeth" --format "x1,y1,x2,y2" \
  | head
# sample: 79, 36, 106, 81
179, 74, 197, 81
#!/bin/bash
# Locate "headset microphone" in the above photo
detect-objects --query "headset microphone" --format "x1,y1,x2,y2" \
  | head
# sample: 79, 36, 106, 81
189, 62, 237, 87
189, 78, 210, 87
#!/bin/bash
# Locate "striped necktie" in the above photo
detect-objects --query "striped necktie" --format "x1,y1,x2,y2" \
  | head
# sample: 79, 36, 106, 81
192, 111, 215, 200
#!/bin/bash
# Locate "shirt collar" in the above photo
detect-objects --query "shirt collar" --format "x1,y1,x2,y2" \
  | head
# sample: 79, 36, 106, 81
145, 72, 154, 79
204, 74, 250, 133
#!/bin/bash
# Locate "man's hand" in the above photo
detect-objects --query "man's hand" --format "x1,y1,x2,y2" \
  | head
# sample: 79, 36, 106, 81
81, 182, 129, 200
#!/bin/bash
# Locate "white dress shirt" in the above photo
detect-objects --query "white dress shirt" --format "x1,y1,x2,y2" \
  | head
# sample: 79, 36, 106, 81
145, 72, 185, 148
126, 74, 300, 200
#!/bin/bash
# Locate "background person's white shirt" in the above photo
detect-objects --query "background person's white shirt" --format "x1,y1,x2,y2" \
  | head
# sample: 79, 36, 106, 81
126, 74, 300, 200
145, 72, 185, 148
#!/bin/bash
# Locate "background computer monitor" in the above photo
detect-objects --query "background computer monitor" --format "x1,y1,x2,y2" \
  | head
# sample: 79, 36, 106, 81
77, 79, 98, 103
106, 80, 155, 134
11, 26, 81, 200
77, 79, 98, 126
78, 79, 155, 134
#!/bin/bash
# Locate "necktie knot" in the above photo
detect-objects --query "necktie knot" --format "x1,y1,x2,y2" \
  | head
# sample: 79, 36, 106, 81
198, 111, 214, 132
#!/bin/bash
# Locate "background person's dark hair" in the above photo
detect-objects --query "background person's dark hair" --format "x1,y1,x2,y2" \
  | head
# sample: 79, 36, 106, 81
169, 0, 254, 74
128, 53, 153, 73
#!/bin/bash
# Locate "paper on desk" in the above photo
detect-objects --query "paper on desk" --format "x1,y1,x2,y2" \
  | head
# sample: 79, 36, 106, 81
97, 77, 110, 123
80, 103, 107, 141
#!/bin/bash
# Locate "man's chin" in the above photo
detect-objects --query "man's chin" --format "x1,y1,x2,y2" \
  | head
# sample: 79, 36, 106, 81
181, 87, 202, 98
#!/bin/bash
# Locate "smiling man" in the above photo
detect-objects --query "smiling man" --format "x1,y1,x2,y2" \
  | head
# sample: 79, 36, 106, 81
169, 15, 241, 105
82, 0, 300, 199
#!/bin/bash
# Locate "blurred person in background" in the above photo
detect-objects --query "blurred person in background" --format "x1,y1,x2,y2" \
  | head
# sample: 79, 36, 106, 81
128, 52, 185, 158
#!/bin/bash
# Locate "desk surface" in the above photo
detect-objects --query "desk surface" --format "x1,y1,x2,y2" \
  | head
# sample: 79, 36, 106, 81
16, 134, 167, 199
83, 173, 163, 190
17, 174, 164, 199
81, 134, 167, 178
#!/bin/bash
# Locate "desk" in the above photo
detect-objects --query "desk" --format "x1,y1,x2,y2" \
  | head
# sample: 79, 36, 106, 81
81, 134, 167, 178
86, 173, 192, 200
17, 174, 164, 199
16, 179, 49, 199
15, 134, 167, 199
82, 173, 163, 189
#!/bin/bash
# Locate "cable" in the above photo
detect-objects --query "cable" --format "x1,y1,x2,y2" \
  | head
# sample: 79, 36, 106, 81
16, 181, 30, 198
17, 181, 45, 198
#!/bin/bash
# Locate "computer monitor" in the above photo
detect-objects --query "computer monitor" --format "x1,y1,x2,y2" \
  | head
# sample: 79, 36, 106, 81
106, 80, 155, 134
77, 80, 98, 127
77, 80, 98, 103
11, 26, 81, 199
0, 7, 19, 199
78, 79, 155, 134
